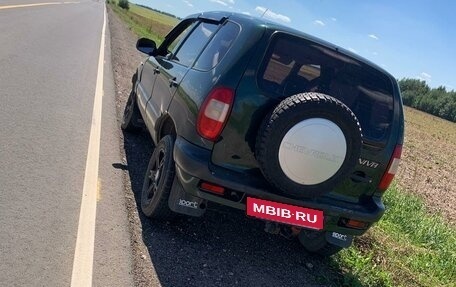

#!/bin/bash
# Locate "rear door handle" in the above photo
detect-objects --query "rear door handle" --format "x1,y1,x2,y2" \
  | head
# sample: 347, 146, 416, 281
153, 68, 160, 74
169, 77, 178, 87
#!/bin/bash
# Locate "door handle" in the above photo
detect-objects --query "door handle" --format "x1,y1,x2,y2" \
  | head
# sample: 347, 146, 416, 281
153, 68, 160, 74
169, 77, 178, 87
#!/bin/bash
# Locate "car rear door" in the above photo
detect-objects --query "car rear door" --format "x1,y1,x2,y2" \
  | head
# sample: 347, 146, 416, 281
136, 59, 157, 113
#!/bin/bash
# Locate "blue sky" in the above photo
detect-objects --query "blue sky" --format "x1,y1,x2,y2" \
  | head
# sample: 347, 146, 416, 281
131, 0, 456, 91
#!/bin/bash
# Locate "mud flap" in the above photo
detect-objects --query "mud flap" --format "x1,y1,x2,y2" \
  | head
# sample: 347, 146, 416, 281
325, 231, 353, 248
168, 177, 207, 217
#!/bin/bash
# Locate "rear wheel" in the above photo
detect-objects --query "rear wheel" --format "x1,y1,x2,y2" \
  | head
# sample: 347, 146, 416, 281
298, 230, 343, 256
141, 135, 176, 219
121, 90, 143, 132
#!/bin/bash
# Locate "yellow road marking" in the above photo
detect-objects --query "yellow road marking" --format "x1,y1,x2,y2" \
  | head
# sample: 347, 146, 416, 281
70, 4, 106, 287
97, 179, 102, 202
0, 2, 80, 10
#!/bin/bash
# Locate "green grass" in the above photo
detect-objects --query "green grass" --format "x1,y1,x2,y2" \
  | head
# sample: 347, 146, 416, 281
109, 1, 176, 45
335, 184, 456, 287
129, 4, 179, 26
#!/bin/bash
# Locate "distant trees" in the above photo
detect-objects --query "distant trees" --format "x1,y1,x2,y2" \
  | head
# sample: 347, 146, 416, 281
398, 78, 456, 122
118, 0, 129, 10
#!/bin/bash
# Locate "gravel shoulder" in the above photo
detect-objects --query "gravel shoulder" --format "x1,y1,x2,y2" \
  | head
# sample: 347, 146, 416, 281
106, 6, 361, 287
107, 6, 161, 287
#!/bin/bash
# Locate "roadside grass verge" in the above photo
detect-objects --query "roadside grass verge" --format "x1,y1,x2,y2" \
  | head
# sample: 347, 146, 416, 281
128, 4, 179, 26
334, 184, 456, 287
109, 2, 175, 45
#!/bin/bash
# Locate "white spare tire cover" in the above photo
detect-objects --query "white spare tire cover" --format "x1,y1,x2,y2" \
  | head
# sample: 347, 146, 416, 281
278, 118, 347, 185
255, 93, 362, 198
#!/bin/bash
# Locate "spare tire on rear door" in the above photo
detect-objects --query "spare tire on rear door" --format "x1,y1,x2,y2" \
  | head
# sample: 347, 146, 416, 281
256, 92, 362, 198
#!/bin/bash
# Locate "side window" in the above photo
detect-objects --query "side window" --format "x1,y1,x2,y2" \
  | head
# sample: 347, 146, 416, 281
167, 22, 197, 55
172, 22, 219, 67
194, 22, 240, 71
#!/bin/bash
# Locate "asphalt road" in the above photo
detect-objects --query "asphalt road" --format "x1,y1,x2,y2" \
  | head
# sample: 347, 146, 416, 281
0, 1, 134, 286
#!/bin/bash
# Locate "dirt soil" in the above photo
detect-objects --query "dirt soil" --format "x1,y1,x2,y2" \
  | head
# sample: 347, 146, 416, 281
107, 6, 161, 287
106, 6, 358, 287
397, 107, 456, 224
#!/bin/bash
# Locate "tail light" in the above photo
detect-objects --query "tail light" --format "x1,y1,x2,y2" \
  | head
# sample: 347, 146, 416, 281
378, 144, 402, 191
200, 181, 225, 195
343, 219, 369, 229
197, 87, 234, 141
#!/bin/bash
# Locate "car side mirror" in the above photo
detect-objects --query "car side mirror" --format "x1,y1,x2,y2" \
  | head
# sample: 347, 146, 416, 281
136, 38, 156, 55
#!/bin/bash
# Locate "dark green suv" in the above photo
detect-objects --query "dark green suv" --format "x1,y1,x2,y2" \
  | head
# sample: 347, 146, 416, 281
122, 11, 404, 256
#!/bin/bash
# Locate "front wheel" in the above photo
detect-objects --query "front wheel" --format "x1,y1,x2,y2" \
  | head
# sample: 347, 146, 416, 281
141, 135, 176, 220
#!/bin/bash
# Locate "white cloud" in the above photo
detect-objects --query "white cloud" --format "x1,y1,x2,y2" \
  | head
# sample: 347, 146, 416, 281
183, 0, 193, 7
210, 0, 234, 6
421, 72, 432, 79
255, 6, 291, 23
313, 20, 325, 26
242, 11, 251, 15
348, 47, 358, 54
331, 17, 337, 21
368, 34, 379, 40
210, 0, 228, 6
417, 72, 432, 82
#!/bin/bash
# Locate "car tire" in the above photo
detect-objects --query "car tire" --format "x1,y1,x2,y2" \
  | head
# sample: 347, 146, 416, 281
298, 230, 343, 256
141, 135, 176, 219
121, 90, 143, 132
256, 92, 362, 198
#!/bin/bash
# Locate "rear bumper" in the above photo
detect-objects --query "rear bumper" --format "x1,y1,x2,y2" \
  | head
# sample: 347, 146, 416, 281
173, 136, 385, 236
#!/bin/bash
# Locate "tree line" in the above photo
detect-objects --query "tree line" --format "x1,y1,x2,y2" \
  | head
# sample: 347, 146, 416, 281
398, 78, 456, 122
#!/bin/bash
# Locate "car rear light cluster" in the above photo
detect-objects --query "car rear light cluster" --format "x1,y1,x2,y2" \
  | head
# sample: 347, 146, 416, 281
200, 182, 225, 195
199, 181, 245, 202
339, 218, 369, 229
197, 87, 234, 141
378, 144, 403, 191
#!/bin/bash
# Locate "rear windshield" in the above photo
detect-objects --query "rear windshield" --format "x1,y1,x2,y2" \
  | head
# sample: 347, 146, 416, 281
258, 33, 395, 143
194, 21, 240, 71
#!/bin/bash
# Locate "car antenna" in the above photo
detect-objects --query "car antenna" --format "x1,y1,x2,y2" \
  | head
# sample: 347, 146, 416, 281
261, 8, 269, 18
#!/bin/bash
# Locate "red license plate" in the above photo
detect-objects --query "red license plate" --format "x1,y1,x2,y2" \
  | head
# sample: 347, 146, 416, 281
246, 197, 324, 230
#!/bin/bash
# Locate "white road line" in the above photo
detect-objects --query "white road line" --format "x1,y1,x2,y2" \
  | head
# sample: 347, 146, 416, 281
0, 2, 60, 10
0, 2, 79, 10
70, 4, 106, 287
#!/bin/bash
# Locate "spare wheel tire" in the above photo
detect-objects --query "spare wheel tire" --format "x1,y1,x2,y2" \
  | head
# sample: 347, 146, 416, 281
256, 92, 362, 198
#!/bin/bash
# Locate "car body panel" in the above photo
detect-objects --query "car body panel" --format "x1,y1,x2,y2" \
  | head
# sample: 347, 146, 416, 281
133, 11, 404, 236
145, 55, 189, 143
